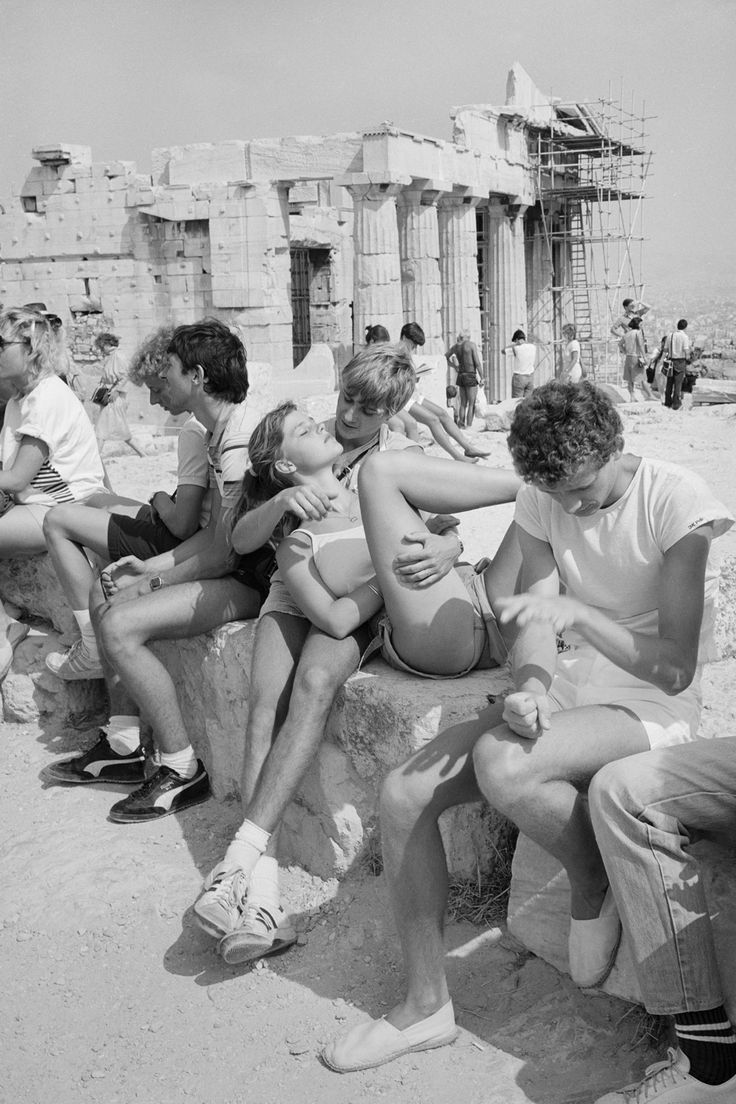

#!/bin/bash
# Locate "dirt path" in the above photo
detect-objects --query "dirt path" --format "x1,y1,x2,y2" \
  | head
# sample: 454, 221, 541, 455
2, 400, 734, 1104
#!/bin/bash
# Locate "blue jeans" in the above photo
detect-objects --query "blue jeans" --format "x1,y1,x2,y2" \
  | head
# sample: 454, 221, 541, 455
589, 739, 736, 1014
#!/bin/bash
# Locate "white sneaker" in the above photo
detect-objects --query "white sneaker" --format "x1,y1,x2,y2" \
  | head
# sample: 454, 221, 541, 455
594, 1047, 736, 1102
218, 903, 296, 965
46, 639, 103, 680
193, 863, 248, 939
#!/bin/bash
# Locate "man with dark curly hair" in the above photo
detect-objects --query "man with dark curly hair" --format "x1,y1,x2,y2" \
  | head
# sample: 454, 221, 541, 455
324, 379, 734, 1077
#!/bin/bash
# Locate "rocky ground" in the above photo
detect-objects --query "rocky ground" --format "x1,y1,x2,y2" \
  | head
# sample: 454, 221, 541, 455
2, 394, 735, 1104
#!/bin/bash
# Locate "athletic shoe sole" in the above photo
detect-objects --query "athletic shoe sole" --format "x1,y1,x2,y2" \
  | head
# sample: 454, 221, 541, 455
108, 789, 210, 823
42, 762, 145, 786
218, 924, 297, 966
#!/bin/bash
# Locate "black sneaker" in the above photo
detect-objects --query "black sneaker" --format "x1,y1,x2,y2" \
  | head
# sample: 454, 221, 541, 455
108, 761, 210, 823
45, 731, 146, 785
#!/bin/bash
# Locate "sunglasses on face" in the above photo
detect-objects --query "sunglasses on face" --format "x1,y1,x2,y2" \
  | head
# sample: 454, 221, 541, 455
0, 336, 27, 351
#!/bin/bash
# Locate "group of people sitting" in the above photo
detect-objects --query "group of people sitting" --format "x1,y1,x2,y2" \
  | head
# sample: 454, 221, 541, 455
2, 304, 735, 1102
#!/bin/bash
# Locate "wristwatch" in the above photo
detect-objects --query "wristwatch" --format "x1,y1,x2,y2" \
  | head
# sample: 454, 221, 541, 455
149, 576, 164, 591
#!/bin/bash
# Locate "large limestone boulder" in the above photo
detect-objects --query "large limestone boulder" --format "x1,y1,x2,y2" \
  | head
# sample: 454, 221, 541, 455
152, 624, 514, 880
0, 555, 75, 638
2, 625, 106, 725
507, 833, 736, 1022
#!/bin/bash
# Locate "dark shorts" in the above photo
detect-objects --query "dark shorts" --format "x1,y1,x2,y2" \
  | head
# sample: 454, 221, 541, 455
107, 506, 181, 562
457, 373, 478, 389
231, 545, 277, 602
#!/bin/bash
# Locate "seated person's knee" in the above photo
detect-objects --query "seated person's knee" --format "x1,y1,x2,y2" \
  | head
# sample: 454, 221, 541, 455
472, 731, 522, 806
42, 504, 73, 541
293, 660, 343, 704
380, 765, 433, 827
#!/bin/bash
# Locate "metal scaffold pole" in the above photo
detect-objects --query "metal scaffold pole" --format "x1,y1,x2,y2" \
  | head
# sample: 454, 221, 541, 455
529, 85, 653, 384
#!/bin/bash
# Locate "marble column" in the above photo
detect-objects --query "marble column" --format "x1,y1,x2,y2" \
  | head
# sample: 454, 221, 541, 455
396, 188, 443, 352
347, 183, 404, 346
525, 215, 555, 385
485, 199, 528, 401
437, 194, 482, 353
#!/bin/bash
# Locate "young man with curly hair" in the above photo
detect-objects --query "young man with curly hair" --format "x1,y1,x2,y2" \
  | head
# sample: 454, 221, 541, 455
46, 319, 262, 814
323, 379, 733, 1077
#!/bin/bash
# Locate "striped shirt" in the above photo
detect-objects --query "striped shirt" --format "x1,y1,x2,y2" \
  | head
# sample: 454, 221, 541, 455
1, 375, 105, 506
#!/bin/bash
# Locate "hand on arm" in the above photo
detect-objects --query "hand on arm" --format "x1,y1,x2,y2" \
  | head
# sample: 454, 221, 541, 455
0, 435, 48, 494
277, 533, 383, 638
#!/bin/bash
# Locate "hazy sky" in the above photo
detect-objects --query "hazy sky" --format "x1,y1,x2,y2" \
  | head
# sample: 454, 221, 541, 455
2, 0, 734, 300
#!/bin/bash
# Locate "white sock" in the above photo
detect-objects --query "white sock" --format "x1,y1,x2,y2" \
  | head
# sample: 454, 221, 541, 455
223, 819, 271, 879
248, 855, 281, 913
72, 609, 100, 657
159, 746, 198, 779
105, 715, 141, 755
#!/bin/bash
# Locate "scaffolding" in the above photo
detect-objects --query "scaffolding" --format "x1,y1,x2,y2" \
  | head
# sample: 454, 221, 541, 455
530, 85, 653, 382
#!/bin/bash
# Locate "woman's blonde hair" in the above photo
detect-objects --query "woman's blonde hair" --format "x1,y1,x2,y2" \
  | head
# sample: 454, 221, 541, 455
231, 401, 299, 540
0, 307, 60, 384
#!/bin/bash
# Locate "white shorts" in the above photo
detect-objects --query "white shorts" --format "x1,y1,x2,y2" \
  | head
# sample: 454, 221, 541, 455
5, 502, 49, 534
548, 645, 702, 749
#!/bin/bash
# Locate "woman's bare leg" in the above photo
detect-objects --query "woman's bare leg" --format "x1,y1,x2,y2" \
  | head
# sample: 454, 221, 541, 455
358, 451, 518, 675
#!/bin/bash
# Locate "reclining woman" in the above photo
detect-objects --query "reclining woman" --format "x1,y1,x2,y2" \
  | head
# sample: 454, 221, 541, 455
0, 306, 107, 679
44, 325, 211, 680
193, 394, 520, 962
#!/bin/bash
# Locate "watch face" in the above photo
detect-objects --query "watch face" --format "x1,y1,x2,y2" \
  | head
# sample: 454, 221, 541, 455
150, 576, 162, 591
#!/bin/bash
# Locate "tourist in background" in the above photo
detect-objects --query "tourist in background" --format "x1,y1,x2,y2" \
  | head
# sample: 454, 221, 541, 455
610, 295, 651, 340
664, 320, 692, 412
93, 331, 146, 457
619, 317, 655, 401
366, 322, 490, 461
559, 322, 584, 383
446, 329, 483, 429
502, 328, 538, 399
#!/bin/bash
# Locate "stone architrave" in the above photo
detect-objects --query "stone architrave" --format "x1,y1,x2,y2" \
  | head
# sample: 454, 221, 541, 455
486, 199, 528, 401
437, 194, 482, 355
396, 187, 443, 353
525, 216, 556, 386
346, 182, 405, 345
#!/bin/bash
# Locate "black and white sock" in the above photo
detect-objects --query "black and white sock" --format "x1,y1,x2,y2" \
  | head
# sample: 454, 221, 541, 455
675, 1006, 736, 1085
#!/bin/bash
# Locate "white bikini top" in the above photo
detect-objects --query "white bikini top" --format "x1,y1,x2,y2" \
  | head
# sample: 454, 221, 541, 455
292, 522, 374, 597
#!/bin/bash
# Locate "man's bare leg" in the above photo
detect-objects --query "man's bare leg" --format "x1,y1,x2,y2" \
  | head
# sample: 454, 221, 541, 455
380, 706, 500, 1028
198, 626, 366, 954
472, 705, 649, 918
97, 577, 260, 755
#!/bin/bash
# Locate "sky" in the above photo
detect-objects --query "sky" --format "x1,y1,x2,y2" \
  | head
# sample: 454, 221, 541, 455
2, 0, 734, 303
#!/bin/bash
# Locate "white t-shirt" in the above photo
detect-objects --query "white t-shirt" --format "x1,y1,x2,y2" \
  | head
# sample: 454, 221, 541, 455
176, 415, 210, 529
205, 402, 251, 518
506, 342, 537, 375
515, 457, 733, 662
668, 331, 691, 360
1, 375, 105, 506
561, 340, 582, 383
